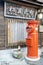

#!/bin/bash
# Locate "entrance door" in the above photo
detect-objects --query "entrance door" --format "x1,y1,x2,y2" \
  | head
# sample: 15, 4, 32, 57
7, 19, 27, 47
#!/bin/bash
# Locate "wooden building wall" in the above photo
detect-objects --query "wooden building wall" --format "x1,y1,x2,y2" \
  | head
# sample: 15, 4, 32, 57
0, 2, 5, 49
0, 1, 43, 49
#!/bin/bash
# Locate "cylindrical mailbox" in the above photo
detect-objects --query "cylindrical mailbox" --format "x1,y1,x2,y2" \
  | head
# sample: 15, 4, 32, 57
26, 20, 39, 60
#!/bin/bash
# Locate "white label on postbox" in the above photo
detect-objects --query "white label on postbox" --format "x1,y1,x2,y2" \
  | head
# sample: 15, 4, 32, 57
35, 28, 38, 30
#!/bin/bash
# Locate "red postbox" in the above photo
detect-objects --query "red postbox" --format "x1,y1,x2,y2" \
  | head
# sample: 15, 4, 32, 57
26, 20, 40, 61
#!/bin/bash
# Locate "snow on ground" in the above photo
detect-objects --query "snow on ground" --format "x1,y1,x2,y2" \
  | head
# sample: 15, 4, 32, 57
0, 47, 43, 65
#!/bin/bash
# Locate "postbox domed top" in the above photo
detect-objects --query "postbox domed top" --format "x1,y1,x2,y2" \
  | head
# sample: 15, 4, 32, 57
27, 20, 39, 25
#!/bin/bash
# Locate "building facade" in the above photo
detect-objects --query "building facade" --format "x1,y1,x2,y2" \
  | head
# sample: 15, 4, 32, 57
0, 0, 43, 49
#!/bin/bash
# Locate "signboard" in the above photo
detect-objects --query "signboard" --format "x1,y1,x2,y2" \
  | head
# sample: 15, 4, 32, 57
4, 2, 36, 20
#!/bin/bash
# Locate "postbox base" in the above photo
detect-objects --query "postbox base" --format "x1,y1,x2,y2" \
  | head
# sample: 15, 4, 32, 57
25, 56, 40, 62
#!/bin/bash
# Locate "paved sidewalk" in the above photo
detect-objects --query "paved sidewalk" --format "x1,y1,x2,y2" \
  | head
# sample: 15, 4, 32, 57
0, 47, 43, 65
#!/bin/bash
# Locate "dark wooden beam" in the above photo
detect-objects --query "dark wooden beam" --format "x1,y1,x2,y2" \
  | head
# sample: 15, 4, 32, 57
18, 0, 43, 7
3, 0, 43, 9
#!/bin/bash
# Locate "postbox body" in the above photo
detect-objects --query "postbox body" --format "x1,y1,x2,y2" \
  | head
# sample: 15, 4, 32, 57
26, 20, 38, 58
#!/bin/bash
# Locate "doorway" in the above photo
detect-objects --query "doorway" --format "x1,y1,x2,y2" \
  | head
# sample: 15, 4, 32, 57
5, 18, 28, 47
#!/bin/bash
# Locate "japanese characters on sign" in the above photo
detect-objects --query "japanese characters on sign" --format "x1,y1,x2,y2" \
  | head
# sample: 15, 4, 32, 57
4, 2, 36, 19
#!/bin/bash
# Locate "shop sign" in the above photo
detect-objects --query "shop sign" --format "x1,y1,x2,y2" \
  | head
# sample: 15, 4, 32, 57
4, 2, 36, 20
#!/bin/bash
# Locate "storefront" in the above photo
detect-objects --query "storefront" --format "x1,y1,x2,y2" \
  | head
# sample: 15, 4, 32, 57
0, 0, 43, 49
4, 1, 38, 47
